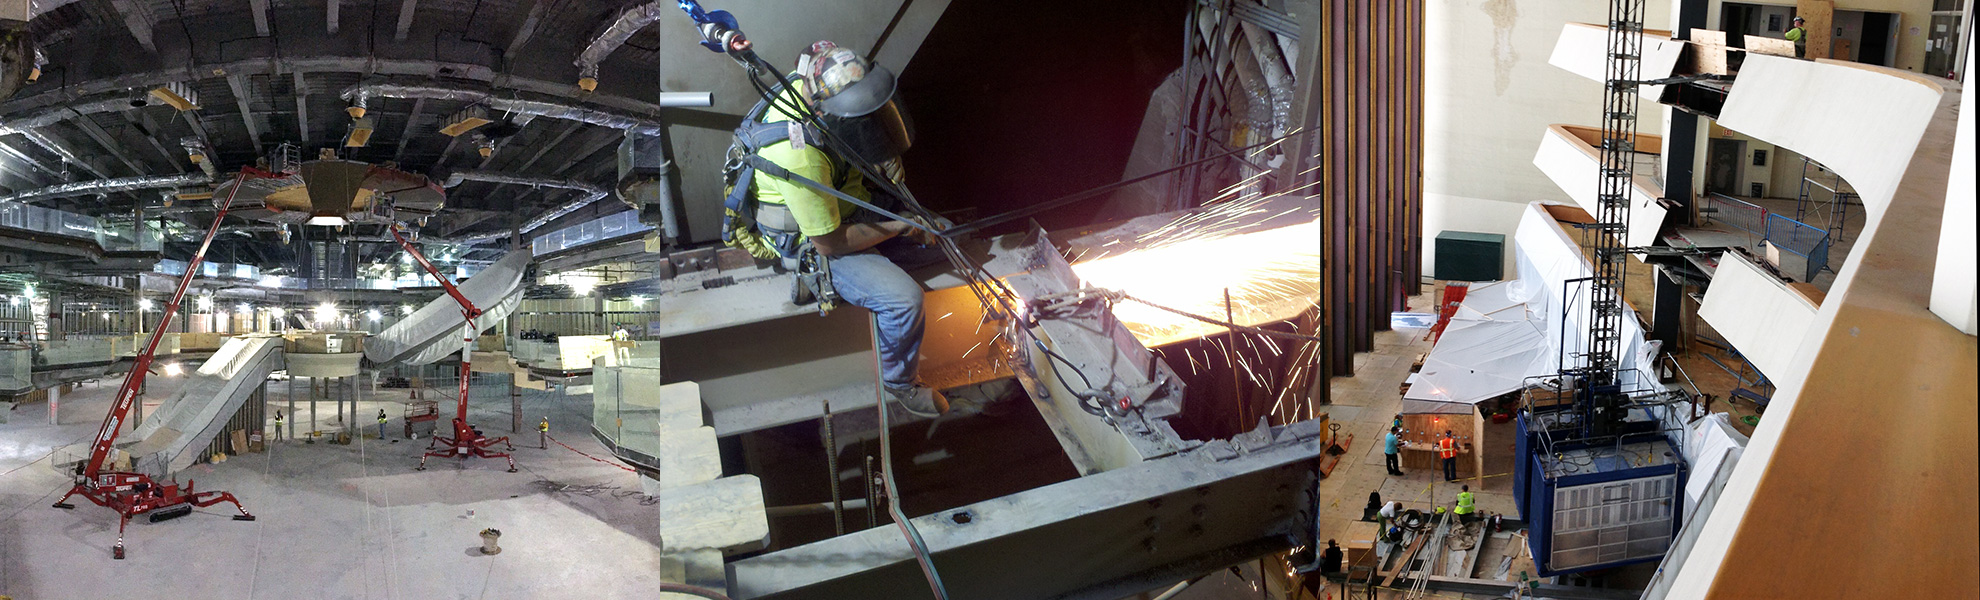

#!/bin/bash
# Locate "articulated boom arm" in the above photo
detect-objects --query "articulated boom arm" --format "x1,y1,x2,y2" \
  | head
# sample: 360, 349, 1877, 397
387, 225, 481, 322
386, 224, 516, 473
81, 171, 256, 480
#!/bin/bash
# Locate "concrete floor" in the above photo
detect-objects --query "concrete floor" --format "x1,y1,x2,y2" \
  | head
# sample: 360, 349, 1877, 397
0, 372, 660, 599
1314, 295, 1525, 549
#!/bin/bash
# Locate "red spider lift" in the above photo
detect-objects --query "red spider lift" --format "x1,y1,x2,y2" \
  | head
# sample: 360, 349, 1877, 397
51, 170, 267, 559
386, 225, 517, 473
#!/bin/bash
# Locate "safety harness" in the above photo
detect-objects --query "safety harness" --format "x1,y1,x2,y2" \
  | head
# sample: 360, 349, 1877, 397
721, 77, 897, 312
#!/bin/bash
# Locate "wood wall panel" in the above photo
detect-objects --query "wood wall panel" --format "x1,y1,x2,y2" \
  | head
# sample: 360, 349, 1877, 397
1293, 0, 1425, 403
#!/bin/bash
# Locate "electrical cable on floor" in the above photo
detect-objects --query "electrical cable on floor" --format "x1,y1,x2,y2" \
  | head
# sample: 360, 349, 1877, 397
542, 432, 638, 473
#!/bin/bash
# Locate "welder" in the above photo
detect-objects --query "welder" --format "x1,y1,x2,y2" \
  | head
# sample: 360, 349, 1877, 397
720, 40, 945, 418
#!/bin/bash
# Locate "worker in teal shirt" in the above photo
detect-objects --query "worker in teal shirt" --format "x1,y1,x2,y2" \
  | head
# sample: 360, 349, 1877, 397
1384, 427, 1405, 476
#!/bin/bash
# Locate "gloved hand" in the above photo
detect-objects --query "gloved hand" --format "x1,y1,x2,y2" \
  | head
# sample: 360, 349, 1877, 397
902, 215, 946, 246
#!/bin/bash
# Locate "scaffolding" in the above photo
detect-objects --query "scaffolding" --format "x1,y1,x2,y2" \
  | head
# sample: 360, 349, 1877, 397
1574, 0, 1648, 437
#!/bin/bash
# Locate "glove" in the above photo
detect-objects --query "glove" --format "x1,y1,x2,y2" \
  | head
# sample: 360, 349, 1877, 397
903, 216, 945, 246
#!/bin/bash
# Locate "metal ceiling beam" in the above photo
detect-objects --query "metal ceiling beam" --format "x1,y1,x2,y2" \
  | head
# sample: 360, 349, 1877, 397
553, 129, 622, 176
293, 72, 310, 144
68, 115, 151, 176
395, 0, 417, 41
225, 74, 263, 153
248, 0, 271, 37
0, 140, 58, 179
3, 57, 676, 123
105, 0, 158, 53
394, 97, 426, 162
507, 1, 547, 57
124, 110, 187, 173
511, 120, 583, 174
180, 111, 212, 147
326, 0, 339, 35
20, 130, 110, 179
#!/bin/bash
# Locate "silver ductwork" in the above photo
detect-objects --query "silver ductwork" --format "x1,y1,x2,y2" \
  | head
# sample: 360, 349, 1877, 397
0, 95, 158, 136
440, 169, 611, 236
574, 2, 669, 81
0, 172, 209, 204
339, 83, 707, 135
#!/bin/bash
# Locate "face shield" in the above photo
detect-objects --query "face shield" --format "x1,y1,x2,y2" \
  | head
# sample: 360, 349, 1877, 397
814, 64, 915, 164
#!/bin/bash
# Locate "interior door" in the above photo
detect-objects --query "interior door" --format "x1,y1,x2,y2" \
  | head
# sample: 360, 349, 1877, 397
1924, 14, 1963, 77
1706, 139, 1744, 195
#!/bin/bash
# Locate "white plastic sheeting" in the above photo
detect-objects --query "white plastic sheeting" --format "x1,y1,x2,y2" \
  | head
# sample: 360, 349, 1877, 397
1508, 203, 1661, 384
1696, 251, 1819, 383
1681, 412, 1748, 523
124, 336, 285, 477
364, 250, 531, 367
1402, 282, 1553, 414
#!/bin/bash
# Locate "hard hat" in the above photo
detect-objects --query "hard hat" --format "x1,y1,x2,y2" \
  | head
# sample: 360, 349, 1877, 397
795, 41, 914, 161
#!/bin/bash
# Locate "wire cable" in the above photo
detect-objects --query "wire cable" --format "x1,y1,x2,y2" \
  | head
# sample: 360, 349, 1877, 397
1106, 291, 1326, 343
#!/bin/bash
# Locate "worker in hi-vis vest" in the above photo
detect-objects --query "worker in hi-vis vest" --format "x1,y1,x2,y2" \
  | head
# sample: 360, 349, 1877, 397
1456, 485, 1477, 522
538, 417, 550, 449
377, 409, 389, 439
1439, 431, 1458, 482
1785, 16, 1807, 58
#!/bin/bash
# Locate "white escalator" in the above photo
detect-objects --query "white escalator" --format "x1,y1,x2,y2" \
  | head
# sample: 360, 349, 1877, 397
121, 335, 286, 477
365, 250, 531, 367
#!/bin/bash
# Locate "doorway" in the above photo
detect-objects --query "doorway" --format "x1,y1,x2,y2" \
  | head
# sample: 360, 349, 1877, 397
1859, 11, 1895, 67
1925, 13, 1965, 77
1706, 138, 1746, 196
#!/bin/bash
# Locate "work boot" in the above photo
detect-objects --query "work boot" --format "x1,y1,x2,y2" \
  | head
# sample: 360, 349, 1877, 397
886, 384, 947, 418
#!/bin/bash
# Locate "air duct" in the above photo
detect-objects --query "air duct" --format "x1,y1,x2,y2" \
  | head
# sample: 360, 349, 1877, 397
574, 2, 669, 91
439, 169, 610, 235
0, 172, 209, 204
338, 83, 708, 135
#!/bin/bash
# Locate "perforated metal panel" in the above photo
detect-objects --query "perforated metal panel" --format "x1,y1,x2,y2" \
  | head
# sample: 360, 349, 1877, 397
1549, 474, 1676, 571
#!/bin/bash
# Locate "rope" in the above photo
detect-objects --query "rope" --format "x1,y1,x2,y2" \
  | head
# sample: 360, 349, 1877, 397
543, 433, 637, 473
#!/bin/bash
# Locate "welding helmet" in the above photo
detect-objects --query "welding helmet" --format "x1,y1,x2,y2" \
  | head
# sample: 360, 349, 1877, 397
801, 42, 914, 163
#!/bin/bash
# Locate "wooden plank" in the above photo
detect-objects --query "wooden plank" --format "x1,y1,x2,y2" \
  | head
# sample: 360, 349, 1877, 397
1380, 513, 1437, 587
1745, 36, 1798, 57
1693, 29, 1728, 46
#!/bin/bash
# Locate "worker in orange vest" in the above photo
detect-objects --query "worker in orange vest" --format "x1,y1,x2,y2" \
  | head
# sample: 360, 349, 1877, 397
1439, 430, 1458, 482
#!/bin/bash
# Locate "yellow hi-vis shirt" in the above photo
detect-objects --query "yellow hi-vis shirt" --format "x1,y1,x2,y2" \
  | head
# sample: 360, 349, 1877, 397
1456, 491, 1476, 515
751, 79, 869, 238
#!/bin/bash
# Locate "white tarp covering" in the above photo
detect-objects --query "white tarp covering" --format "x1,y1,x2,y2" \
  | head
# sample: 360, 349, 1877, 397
365, 250, 531, 366
1402, 204, 1669, 415
1681, 412, 1748, 522
1403, 282, 1554, 415
1509, 203, 1662, 385
124, 336, 285, 476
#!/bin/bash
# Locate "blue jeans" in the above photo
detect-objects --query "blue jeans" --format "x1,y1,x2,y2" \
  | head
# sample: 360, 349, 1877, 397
827, 239, 937, 389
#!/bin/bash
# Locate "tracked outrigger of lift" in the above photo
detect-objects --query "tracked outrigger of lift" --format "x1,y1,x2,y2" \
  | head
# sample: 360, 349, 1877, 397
51, 169, 274, 559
